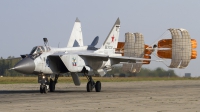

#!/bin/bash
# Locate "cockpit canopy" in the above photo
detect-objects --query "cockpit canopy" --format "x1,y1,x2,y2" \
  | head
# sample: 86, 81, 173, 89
30, 46, 50, 55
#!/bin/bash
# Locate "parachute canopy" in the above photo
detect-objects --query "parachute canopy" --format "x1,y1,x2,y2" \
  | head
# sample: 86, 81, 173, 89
157, 28, 197, 68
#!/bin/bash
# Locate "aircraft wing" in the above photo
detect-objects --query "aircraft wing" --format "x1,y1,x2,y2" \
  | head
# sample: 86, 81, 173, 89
78, 53, 109, 62
77, 53, 162, 65
109, 56, 162, 65
48, 52, 162, 66
48, 52, 66, 57
78, 53, 159, 61
110, 56, 161, 61
78, 53, 108, 58
49, 52, 109, 58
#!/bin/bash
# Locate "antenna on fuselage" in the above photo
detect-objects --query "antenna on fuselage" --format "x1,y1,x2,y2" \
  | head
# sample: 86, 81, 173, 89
58, 42, 60, 48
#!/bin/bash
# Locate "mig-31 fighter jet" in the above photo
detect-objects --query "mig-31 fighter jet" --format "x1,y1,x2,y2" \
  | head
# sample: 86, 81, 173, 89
11, 18, 160, 93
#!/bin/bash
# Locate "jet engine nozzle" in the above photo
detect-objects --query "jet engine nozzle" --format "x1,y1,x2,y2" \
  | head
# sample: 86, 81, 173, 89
12, 57, 35, 74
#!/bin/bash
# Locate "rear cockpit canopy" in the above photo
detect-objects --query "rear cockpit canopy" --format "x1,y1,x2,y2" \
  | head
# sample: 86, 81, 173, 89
30, 46, 50, 55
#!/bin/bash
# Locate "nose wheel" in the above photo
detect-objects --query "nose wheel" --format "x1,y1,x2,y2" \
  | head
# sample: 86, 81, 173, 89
40, 85, 48, 94
86, 76, 101, 92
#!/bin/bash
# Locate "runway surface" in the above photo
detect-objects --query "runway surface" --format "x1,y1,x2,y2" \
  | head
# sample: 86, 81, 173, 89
0, 80, 200, 112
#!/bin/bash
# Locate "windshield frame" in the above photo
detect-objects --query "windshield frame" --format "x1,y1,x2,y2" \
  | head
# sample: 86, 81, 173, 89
30, 46, 37, 55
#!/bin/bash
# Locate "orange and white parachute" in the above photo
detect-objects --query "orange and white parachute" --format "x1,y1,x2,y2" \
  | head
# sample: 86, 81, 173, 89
115, 28, 197, 72
115, 32, 153, 73
157, 28, 197, 68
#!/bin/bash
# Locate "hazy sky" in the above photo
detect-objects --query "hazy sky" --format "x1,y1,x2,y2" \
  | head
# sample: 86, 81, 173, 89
0, 0, 199, 77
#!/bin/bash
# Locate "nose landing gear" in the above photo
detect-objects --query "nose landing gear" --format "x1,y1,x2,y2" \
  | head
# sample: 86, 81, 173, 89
38, 74, 59, 94
39, 75, 49, 94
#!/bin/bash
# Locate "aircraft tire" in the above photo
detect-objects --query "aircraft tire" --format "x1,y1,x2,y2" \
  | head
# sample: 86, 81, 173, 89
49, 79, 55, 92
95, 81, 101, 92
87, 81, 92, 92
40, 86, 43, 93
43, 85, 48, 94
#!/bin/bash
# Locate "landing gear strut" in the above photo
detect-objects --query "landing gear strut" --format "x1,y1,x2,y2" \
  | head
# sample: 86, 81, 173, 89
86, 76, 101, 92
49, 78, 55, 92
49, 74, 59, 92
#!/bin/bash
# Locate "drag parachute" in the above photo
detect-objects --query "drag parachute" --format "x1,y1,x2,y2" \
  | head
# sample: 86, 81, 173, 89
115, 32, 153, 73
157, 28, 197, 68
115, 28, 197, 73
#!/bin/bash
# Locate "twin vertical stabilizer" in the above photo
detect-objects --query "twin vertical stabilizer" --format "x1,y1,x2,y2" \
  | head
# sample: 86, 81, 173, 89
100, 18, 120, 49
67, 18, 83, 47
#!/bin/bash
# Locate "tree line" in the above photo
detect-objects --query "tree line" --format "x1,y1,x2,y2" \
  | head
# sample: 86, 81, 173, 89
107, 65, 178, 77
136, 67, 177, 77
0, 56, 23, 76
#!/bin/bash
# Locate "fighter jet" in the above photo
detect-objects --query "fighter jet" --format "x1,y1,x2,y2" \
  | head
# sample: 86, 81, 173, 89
11, 18, 158, 93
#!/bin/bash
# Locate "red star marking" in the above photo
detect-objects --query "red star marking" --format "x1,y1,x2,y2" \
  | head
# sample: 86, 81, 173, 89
111, 35, 115, 42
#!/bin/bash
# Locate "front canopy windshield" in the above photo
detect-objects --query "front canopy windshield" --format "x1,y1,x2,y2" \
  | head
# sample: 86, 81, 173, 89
30, 46, 45, 55
30, 46, 37, 55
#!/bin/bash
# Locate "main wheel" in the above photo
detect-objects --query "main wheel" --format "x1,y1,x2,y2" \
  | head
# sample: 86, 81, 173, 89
49, 78, 55, 92
95, 81, 101, 92
87, 81, 92, 92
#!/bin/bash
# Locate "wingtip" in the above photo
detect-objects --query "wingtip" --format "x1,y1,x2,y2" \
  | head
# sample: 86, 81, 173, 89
75, 17, 80, 22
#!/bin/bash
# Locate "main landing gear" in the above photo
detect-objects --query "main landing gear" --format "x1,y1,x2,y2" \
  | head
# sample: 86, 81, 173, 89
86, 76, 101, 92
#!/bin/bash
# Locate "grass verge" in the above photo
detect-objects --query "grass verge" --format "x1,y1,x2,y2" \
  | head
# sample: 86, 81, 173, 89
0, 77, 199, 84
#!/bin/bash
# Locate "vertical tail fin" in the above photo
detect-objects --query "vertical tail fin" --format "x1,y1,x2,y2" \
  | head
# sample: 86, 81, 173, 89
100, 18, 120, 49
67, 18, 83, 47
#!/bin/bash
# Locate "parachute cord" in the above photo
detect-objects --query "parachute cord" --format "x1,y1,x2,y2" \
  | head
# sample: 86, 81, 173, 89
151, 52, 169, 67
147, 30, 170, 49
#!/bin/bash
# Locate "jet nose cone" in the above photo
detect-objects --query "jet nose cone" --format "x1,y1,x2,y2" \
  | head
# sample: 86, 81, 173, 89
13, 57, 35, 74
